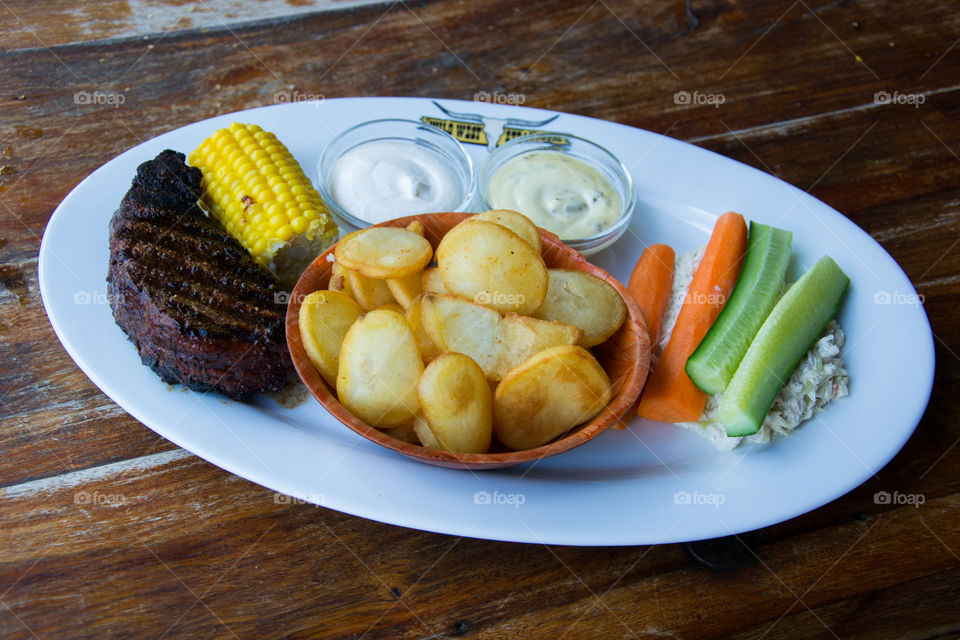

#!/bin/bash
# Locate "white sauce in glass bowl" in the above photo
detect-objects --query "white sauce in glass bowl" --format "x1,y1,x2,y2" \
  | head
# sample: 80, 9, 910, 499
329, 140, 463, 223
486, 150, 621, 240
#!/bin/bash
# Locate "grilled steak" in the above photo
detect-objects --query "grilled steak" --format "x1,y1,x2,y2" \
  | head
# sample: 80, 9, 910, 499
107, 149, 292, 399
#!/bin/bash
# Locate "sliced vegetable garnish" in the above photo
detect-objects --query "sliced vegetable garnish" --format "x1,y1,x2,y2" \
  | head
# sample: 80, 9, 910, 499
686, 221, 793, 394
637, 212, 748, 423
628, 243, 675, 350
718, 256, 850, 436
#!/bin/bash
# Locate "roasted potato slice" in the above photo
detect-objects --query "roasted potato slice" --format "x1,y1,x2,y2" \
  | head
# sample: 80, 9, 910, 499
328, 260, 353, 298
496, 314, 583, 379
335, 227, 433, 279
298, 290, 363, 388
420, 294, 582, 381
386, 270, 423, 310
412, 413, 440, 449
533, 269, 627, 347
417, 353, 492, 453
376, 303, 406, 314
494, 345, 611, 450
405, 294, 440, 363
337, 309, 423, 428
420, 294, 501, 377
474, 209, 542, 253
384, 421, 420, 445
346, 266, 396, 311
421, 267, 448, 295
406, 220, 426, 236
436, 220, 547, 314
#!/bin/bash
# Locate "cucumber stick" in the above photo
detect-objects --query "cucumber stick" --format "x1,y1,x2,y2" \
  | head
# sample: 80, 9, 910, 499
718, 256, 850, 437
686, 222, 793, 393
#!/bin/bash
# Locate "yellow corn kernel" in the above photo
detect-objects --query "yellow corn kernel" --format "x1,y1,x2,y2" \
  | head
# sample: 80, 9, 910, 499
187, 122, 338, 287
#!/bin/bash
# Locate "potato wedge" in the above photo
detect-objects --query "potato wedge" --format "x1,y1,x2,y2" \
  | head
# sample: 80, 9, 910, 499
405, 294, 440, 363
494, 345, 611, 450
474, 209, 542, 253
298, 290, 363, 388
436, 219, 547, 314
328, 260, 354, 298
496, 314, 583, 379
335, 227, 433, 279
421, 267, 448, 295
346, 266, 396, 311
421, 294, 501, 377
534, 269, 627, 347
417, 353, 492, 453
337, 309, 423, 428
386, 270, 423, 310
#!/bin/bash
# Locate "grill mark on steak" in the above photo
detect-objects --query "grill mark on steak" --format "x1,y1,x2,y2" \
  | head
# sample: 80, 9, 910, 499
114, 223, 283, 340
107, 149, 292, 399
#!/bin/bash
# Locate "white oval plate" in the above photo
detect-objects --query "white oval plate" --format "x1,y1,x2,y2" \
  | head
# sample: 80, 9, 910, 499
39, 97, 934, 545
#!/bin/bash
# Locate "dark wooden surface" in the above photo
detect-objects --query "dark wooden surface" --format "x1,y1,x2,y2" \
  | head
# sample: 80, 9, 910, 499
2, 0, 959, 637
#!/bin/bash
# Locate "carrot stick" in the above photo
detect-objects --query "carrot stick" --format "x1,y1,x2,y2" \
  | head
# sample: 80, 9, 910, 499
628, 243, 675, 349
636, 212, 748, 423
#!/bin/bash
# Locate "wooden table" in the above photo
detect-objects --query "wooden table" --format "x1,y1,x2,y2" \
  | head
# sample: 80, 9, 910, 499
2, 1, 958, 637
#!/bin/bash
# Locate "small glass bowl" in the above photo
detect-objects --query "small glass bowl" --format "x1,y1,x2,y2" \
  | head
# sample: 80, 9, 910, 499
478, 132, 635, 256
317, 118, 475, 233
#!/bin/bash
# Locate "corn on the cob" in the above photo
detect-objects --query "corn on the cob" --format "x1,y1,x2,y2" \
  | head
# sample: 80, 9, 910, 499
188, 122, 338, 288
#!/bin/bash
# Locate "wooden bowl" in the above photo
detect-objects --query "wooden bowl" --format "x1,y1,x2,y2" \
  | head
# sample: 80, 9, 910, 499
286, 212, 650, 469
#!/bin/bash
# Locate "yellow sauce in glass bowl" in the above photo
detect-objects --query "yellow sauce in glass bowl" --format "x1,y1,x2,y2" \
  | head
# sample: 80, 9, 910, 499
486, 150, 622, 241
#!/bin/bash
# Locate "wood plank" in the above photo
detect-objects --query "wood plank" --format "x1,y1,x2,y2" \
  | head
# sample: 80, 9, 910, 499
0, 0, 391, 50
723, 566, 960, 640
0, 258, 181, 487
0, 452, 957, 638
2, 0, 959, 263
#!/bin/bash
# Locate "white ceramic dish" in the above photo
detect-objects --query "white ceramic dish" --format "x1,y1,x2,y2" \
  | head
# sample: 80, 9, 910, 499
39, 97, 934, 546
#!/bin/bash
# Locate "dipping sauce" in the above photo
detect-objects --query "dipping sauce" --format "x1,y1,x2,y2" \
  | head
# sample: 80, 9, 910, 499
330, 140, 463, 223
486, 151, 621, 240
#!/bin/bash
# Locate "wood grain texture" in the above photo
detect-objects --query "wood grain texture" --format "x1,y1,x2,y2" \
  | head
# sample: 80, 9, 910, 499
0, 0, 391, 50
2, 0, 959, 637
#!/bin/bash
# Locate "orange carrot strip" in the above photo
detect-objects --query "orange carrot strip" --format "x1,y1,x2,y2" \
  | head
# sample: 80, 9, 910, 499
628, 243, 675, 350
636, 212, 748, 423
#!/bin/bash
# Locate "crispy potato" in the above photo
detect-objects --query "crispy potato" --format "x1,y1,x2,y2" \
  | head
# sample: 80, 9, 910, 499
417, 353, 492, 453
406, 220, 426, 236
494, 345, 611, 450
421, 294, 501, 377
474, 209, 542, 253
298, 290, 363, 388
337, 310, 423, 428
386, 270, 423, 310
377, 303, 406, 314
412, 413, 440, 449
496, 314, 583, 379
437, 220, 547, 314
533, 269, 627, 347
421, 267, 448, 295
346, 266, 395, 311
328, 260, 353, 298
405, 295, 440, 363
420, 294, 581, 380
335, 227, 433, 279
384, 421, 420, 445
